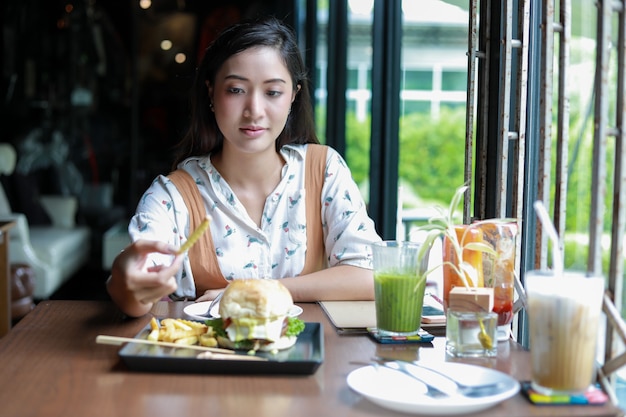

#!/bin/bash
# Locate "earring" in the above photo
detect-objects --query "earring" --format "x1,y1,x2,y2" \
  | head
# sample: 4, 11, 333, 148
209, 102, 214, 112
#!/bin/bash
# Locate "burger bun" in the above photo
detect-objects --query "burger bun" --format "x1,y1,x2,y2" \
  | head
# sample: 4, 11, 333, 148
216, 279, 300, 352
219, 279, 293, 320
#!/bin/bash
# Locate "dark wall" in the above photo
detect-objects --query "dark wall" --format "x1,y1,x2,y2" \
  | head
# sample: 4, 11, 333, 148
1, 0, 296, 220
1, 0, 296, 264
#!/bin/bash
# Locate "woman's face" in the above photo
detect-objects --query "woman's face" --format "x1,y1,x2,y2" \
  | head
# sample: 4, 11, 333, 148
208, 46, 298, 155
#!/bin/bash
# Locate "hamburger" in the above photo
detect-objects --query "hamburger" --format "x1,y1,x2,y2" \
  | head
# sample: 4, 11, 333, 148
208, 279, 305, 352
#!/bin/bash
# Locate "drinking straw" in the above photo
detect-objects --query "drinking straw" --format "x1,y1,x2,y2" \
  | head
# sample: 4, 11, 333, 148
533, 201, 564, 276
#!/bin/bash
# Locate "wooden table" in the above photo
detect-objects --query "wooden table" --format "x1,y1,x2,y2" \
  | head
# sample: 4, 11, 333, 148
0, 300, 623, 417
0, 220, 15, 337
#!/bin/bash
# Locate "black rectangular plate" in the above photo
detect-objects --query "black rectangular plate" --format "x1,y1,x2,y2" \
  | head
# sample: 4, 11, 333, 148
118, 322, 324, 375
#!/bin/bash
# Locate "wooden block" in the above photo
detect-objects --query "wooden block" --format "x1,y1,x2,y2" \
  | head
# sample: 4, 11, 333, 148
448, 287, 494, 312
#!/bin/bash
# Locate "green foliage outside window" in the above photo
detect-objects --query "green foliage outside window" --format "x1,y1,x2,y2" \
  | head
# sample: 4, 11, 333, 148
398, 108, 466, 204
343, 107, 466, 208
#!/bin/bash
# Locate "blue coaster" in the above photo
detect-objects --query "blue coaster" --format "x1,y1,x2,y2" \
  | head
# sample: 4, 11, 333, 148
366, 328, 434, 344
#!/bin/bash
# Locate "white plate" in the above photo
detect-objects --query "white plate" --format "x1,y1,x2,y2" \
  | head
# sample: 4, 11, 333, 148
184, 301, 303, 321
347, 362, 520, 415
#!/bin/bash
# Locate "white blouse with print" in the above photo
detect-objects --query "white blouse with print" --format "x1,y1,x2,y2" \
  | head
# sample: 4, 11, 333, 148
128, 143, 382, 299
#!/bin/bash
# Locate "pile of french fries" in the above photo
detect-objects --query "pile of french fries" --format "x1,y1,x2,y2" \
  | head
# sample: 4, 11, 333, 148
147, 317, 218, 348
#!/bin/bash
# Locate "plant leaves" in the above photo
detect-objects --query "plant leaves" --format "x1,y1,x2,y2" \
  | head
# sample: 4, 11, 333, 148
410, 182, 518, 289
459, 261, 480, 287
416, 231, 440, 273
447, 184, 468, 223
464, 241, 498, 257
416, 222, 446, 232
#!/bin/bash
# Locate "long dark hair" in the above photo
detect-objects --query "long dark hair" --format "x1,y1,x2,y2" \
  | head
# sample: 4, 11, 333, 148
172, 16, 319, 169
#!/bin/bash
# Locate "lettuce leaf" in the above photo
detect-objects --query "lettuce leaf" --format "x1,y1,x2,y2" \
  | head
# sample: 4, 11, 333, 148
286, 317, 305, 337
204, 318, 226, 338
206, 316, 305, 340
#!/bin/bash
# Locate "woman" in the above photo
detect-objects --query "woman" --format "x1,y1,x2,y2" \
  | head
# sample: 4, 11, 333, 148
108, 17, 381, 318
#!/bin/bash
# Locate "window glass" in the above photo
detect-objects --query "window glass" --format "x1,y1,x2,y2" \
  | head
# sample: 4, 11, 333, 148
346, 2, 374, 202
441, 70, 467, 91
347, 68, 359, 89
404, 69, 433, 90
401, 101, 431, 115
558, 3, 607, 286
399, 1, 469, 239
315, 0, 469, 224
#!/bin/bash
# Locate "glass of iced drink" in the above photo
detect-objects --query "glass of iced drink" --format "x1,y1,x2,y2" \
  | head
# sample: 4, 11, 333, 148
526, 270, 604, 395
372, 241, 428, 336
443, 222, 517, 340
442, 225, 485, 311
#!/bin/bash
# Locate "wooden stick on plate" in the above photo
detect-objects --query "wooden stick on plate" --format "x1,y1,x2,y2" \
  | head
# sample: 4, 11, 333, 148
96, 335, 268, 361
96, 335, 234, 353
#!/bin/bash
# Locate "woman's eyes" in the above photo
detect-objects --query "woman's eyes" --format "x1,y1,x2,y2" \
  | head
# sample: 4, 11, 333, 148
226, 87, 283, 97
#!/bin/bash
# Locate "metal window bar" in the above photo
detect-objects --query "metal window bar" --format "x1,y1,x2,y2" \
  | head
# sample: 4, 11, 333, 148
507, 0, 531, 290
464, 0, 480, 224
495, 0, 513, 219
471, 0, 493, 223
469, 0, 529, 222
535, 0, 570, 271
467, 0, 529, 321
369, 0, 402, 239
553, 0, 571, 253
511, 0, 531, 230
596, 0, 626, 403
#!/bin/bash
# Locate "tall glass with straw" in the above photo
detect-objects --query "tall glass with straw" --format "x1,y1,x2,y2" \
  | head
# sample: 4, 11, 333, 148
525, 201, 605, 395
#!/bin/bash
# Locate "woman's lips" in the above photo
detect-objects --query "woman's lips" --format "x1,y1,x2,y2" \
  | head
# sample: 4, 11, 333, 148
240, 126, 266, 138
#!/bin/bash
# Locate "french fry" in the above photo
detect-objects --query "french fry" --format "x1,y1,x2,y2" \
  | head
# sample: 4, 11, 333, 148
161, 328, 191, 343
174, 336, 199, 345
160, 318, 177, 328
147, 317, 212, 346
147, 329, 159, 341
179, 319, 206, 329
170, 319, 193, 331
199, 334, 218, 347
177, 216, 211, 254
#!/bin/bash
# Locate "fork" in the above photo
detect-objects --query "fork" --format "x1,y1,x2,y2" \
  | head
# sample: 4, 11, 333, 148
367, 360, 450, 398
199, 291, 224, 318
370, 358, 505, 398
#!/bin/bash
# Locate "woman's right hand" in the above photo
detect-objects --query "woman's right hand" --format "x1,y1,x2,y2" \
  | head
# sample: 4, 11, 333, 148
107, 240, 184, 317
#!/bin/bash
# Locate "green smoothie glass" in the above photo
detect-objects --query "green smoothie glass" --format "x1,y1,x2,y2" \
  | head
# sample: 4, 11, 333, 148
372, 241, 428, 336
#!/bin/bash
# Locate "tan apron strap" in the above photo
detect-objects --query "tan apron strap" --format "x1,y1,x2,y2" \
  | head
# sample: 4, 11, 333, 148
301, 144, 328, 275
167, 169, 228, 298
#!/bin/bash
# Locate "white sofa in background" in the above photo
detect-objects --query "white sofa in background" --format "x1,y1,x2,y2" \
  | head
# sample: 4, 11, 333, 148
102, 220, 130, 270
0, 143, 91, 299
